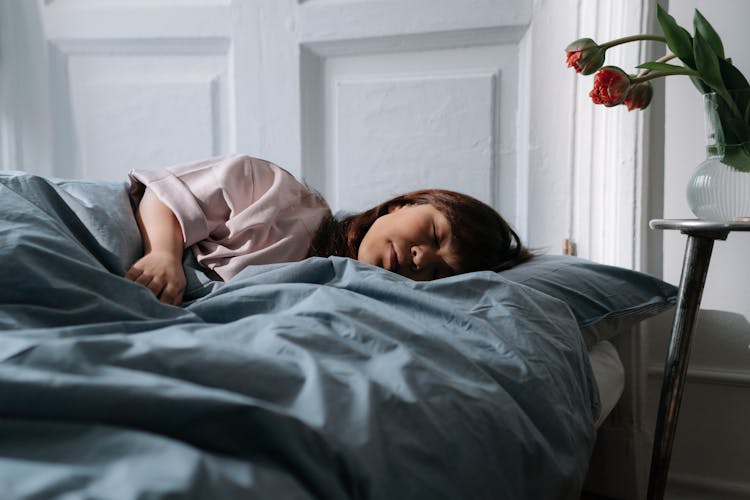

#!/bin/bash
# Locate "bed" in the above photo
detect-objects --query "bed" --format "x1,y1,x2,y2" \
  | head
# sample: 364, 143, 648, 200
0, 171, 677, 500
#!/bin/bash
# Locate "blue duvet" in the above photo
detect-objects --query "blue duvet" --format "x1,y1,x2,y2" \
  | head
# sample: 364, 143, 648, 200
0, 172, 599, 500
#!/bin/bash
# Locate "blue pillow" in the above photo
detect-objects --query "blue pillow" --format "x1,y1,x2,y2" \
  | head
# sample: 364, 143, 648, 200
498, 255, 677, 348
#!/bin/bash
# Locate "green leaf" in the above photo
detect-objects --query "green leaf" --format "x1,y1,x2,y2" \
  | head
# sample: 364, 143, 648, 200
690, 76, 711, 93
694, 33, 728, 95
730, 90, 750, 124
722, 148, 750, 172
657, 5, 695, 68
719, 59, 750, 90
636, 61, 687, 72
694, 9, 725, 59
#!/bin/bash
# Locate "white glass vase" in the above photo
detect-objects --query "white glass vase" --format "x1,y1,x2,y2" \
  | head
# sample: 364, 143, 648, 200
686, 91, 750, 222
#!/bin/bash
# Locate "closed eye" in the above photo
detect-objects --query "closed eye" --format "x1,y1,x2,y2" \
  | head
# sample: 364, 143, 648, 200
432, 223, 439, 247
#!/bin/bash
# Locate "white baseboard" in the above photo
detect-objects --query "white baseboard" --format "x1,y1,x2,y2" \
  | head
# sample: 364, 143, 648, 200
647, 365, 750, 388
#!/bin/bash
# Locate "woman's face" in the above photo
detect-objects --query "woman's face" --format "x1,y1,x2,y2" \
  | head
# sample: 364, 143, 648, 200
357, 203, 462, 280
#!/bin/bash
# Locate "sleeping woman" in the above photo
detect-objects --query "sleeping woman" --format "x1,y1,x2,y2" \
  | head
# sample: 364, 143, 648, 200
126, 154, 532, 305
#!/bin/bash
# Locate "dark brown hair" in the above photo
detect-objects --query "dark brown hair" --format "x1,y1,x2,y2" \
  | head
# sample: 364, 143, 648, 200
308, 189, 533, 273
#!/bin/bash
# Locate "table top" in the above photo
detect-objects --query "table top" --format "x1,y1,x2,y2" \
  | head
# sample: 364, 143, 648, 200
650, 219, 750, 232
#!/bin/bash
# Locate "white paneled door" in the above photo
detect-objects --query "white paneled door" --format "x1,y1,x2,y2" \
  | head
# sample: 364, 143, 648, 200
2, 0, 531, 219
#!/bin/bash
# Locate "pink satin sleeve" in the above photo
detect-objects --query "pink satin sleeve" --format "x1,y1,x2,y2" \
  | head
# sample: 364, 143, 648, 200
129, 154, 331, 280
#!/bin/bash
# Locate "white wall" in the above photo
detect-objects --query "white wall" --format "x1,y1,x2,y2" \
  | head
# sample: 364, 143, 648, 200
522, 0, 577, 252
1, 0, 553, 243
0, 0, 53, 176
649, 1, 750, 498
0, 0, 592, 256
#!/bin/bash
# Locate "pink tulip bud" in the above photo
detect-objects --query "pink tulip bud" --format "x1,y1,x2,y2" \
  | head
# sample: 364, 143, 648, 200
565, 38, 606, 75
589, 66, 632, 107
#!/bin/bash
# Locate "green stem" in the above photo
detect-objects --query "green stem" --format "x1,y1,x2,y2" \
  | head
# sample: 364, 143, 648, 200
631, 69, 700, 83
600, 34, 667, 49
655, 53, 678, 63
628, 69, 746, 121
637, 53, 678, 77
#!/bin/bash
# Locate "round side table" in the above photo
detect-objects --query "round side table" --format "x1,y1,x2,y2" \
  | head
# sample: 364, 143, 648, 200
647, 219, 750, 500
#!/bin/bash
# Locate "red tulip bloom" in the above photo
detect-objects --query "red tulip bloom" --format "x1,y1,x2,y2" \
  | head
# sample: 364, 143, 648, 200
589, 66, 631, 107
622, 81, 654, 111
565, 38, 605, 75
566, 50, 583, 70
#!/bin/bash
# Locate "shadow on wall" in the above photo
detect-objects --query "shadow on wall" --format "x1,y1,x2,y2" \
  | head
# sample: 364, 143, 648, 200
642, 309, 750, 499
688, 309, 750, 368
649, 309, 750, 370
647, 308, 750, 499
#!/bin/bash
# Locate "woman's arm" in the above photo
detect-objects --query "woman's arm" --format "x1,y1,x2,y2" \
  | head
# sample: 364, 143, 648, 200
125, 188, 187, 305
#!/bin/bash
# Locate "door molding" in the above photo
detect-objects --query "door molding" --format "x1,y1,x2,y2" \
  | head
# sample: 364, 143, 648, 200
570, 3, 662, 500
571, 0, 659, 270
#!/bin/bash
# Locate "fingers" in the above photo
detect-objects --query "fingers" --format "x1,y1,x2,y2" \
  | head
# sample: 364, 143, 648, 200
142, 276, 185, 305
124, 264, 185, 306
159, 283, 185, 306
145, 277, 167, 297
129, 268, 166, 297
124, 266, 143, 282
139, 275, 185, 305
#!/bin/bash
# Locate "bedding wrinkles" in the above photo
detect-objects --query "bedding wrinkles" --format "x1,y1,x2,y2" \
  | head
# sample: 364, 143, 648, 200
0, 172, 599, 500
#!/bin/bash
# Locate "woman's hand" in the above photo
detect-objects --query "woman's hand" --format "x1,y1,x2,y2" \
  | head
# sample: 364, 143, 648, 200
127, 188, 187, 305
125, 251, 186, 305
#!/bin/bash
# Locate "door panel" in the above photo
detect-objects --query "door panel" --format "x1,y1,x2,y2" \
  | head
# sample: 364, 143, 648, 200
297, 1, 530, 217
303, 45, 519, 215
5, 0, 532, 226
53, 39, 230, 178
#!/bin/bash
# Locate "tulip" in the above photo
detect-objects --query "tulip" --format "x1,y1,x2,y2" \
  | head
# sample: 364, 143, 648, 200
565, 35, 667, 76
565, 38, 605, 75
589, 66, 632, 107
622, 81, 654, 111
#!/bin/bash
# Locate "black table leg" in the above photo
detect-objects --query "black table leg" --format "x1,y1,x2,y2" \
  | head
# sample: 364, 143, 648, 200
646, 235, 716, 500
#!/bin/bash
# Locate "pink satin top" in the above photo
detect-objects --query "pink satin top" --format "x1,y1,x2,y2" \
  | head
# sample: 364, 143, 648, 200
129, 154, 330, 281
